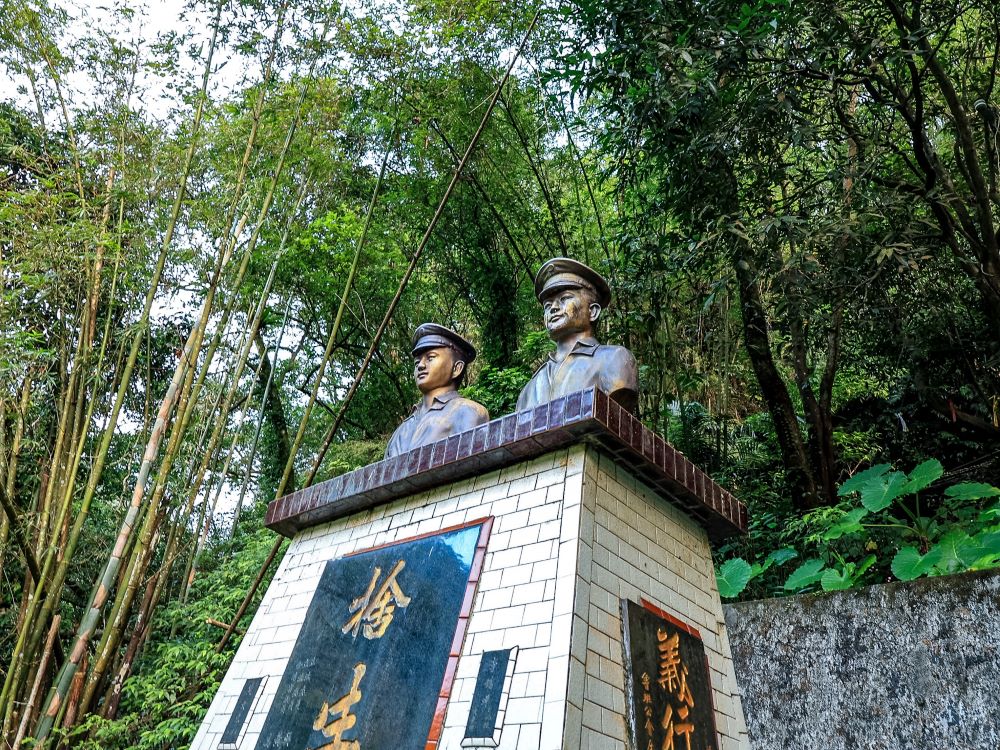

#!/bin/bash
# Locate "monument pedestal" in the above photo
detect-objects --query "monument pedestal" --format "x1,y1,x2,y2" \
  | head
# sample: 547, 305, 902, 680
193, 388, 749, 750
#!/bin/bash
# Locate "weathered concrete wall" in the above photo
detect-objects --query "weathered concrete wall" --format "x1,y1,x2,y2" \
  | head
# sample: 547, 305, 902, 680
724, 568, 1000, 750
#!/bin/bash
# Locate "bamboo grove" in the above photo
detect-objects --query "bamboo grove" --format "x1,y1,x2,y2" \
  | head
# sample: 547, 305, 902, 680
1, 0, 999, 746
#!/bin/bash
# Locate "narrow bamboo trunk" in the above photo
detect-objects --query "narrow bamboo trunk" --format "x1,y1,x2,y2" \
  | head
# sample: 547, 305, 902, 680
11, 615, 60, 749
231, 299, 293, 536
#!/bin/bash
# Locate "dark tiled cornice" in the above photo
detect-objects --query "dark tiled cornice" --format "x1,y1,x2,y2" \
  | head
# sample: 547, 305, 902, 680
266, 388, 747, 542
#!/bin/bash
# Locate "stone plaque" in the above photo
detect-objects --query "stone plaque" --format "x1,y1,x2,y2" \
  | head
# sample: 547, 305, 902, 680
463, 647, 518, 747
219, 676, 264, 749
621, 599, 718, 750
256, 522, 486, 749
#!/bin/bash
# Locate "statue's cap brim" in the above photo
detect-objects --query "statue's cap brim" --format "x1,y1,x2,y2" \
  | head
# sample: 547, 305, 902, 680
534, 257, 611, 308
411, 323, 477, 363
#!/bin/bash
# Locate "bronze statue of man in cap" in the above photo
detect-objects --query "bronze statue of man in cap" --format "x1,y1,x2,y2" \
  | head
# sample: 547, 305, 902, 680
385, 324, 490, 458
516, 258, 639, 413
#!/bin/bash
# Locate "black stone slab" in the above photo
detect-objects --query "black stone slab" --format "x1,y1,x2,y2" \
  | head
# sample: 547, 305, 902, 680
464, 648, 516, 742
255, 523, 483, 750
219, 676, 263, 749
621, 599, 719, 750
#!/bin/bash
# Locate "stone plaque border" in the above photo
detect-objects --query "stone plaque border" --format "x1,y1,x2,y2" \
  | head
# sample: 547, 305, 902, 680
343, 516, 495, 750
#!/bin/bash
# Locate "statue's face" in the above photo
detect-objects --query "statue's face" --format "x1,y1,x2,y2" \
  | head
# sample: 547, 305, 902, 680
414, 346, 462, 393
542, 287, 600, 338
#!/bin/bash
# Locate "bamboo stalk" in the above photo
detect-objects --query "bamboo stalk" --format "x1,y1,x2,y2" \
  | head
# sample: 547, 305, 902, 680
70, 57, 314, 715
230, 296, 292, 536
35, 277, 210, 741
0, 2, 226, 728
305, 12, 540, 481
12, 615, 60, 750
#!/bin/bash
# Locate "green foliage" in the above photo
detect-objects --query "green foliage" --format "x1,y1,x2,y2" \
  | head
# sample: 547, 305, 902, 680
717, 460, 1000, 598
461, 364, 531, 417
715, 558, 752, 599
77, 520, 286, 750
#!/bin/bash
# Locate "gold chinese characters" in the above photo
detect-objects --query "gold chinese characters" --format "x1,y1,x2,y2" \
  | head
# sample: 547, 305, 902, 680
342, 560, 411, 640
312, 662, 366, 750
656, 627, 695, 750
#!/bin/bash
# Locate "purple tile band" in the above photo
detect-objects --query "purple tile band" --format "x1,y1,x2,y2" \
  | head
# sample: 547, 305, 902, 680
266, 388, 748, 542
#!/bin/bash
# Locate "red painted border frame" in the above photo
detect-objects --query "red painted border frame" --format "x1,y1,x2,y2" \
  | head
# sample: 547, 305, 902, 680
425, 517, 493, 749
639, 597, 702, 640
339, 516, 494, 750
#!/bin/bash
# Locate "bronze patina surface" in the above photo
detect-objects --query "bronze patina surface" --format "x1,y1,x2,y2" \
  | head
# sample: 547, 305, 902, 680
516, 258, 639, 413
385, 323, 489, 458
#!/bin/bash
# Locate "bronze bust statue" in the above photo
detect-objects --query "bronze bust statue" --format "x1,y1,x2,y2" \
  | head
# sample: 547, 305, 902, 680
385, 324, 490, 458
516, 258, 639, 413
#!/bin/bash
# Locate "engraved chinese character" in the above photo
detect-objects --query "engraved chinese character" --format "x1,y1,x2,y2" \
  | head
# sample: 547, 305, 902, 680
342, 560, 411, 639
313, 662, 366, 750
674, 663, 694, 708
656, 628, 681, 692
660, 702, 695, 750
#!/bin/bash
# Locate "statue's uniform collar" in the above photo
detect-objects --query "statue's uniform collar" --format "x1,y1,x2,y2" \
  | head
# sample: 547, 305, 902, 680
547, 336, 600, 362
407, 389, 460, 416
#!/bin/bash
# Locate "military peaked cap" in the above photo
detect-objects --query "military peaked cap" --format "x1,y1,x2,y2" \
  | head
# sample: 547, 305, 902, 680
533, 257, 612, 308
411, 323, 477, 363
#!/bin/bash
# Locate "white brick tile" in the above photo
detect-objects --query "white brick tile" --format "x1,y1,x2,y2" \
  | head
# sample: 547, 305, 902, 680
520, 539, 555, 565
490, 547, 522, 569
509, 524, 541, 548
456, 489, 486, 510
531, 558, 558, 582
529, 501, 561, 526
522, 600, 555, 625
491, 605, 526, 629
500, 563, 534, 588
535, 621, 552, 647
500, 463, 527, 482
516, 487, 550, 511
503, 624, 538, 648
538, 518, 562, 542
511, 580, 547, 606
479, 568, 503, 591
490, 494, 519, 516
505, 473, 537, 497
506, 696, 543, 723
516, 721, 541, 749
481, 586, 515, 610
536, 466, 568, 488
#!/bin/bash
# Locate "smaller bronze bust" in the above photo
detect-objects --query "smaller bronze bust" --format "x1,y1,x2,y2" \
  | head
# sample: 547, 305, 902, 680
516, 258, 639, 413
385, 324, 490, 458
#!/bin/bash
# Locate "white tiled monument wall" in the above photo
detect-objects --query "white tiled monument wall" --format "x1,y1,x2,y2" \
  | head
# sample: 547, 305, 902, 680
193, 445, 748, 750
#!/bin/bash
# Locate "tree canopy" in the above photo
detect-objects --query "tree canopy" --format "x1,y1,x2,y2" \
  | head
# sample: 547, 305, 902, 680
0, 0, 997, 745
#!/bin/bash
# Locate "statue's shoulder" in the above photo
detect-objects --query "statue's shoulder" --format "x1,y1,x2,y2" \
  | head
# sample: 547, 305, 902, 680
594, 343, 637, 366
453, 396, 490, 424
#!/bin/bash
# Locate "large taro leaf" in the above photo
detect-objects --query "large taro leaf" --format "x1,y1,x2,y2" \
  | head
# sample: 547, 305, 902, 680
944, 482, 1000, 501
860, 471, 908, 512
820, 567, 853, 591
891, 546, 937, 581
763, 547, 798, 568
716, 558, 753, 598
902, 459, 943, 494
783, 559, 826, 591
823, 508, 869, 541
838, 464, 891, 497
930, 530, 985, 574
